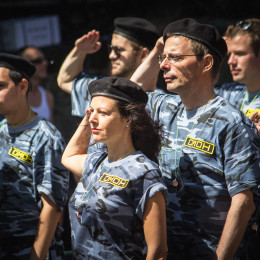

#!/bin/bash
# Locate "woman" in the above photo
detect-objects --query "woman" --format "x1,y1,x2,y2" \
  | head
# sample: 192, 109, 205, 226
62, 77, 167, 259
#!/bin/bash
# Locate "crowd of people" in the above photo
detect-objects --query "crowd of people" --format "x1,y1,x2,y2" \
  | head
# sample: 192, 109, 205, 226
0, 15, 260, 260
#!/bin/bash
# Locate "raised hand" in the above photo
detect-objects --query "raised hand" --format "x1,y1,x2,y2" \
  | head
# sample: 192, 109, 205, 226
75, 30, 102, 55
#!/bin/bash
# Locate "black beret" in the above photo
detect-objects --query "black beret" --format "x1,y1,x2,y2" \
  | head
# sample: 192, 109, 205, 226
89, 77, 148, 105
163, 18, 227, 60
0, 52, 35, 79
113, 17, 160, 50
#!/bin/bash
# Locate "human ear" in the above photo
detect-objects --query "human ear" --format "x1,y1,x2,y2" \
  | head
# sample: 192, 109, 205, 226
19, 78, 29, 95
202, 54, 214, 72
141, 47, 150, 61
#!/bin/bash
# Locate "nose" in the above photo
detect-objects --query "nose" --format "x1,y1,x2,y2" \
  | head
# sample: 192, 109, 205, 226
109, 49, 119, 60
160, 58, 171, 71
227, 53, 236, 66
89, 111, 97, 124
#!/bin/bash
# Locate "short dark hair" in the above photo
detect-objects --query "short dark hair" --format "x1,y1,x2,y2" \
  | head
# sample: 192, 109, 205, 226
9, 69, 32, 95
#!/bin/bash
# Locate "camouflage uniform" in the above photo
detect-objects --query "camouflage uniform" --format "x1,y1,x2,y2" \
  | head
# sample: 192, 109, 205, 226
70, 81, 260, 258
147, 92, 260, 259
69, 151, 167, 259
215, 82, 260, 116
0, 116, 69, 259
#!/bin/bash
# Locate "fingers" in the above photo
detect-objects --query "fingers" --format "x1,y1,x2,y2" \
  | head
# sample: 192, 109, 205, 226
249, 111, 258, 121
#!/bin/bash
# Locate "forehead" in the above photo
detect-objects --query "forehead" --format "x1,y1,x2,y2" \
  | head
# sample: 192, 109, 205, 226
91, 95, 117, 108
226, 34, 252, 50
0, 67, 11, 80
164, 35, 192, 53
111, 33, 136, 48
23, 47, 44, 59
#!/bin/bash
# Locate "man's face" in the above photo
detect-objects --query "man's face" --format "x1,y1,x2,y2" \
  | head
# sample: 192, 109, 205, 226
108, 34, 143, 79
0, 67, 21, 116
226, 33, 260, 86
160, 36, 202, 95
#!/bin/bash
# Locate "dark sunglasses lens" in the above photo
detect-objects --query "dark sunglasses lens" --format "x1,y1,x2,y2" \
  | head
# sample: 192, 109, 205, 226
30, 57, 45, 64
109, 45, 120, 57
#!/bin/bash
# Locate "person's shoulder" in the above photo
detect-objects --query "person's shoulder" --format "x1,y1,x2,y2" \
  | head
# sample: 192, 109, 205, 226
218, 81, 246, 91
74, 72, 102, 83
216, 96, 247, 124
132, 151, 159, 171
34, 117, 65, 142
148, 91, 182, 104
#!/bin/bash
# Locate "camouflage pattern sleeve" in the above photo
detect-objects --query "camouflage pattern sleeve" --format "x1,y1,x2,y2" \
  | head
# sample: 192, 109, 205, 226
222, 111, 260, 197
35, 120, 69, 211
71, 72, 99, 117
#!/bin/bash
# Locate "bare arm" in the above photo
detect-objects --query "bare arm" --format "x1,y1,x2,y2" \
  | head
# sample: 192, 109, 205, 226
61, 112, 91, 176
143, 191, 168, 260
214, 189, 255, 260
29, 194, 61, 260
130, 37, 164, 92
57, 30, 102, 94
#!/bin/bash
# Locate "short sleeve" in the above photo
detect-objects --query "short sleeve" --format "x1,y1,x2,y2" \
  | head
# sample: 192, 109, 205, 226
134, 169, 167, 219
37, 129, 69, 211
71, 73, 99, 117
223, 117, 260, 197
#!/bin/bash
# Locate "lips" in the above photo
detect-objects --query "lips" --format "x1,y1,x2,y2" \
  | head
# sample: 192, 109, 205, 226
91, 128, 101, 133
231, 70, 240, 75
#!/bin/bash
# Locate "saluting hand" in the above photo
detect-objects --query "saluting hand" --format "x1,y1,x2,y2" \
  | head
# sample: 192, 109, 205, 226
75, 30, 102, 55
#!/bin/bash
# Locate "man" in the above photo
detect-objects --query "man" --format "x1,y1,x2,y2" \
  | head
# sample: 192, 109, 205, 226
0, 53, 69, 259
19, 46, 54, 122
57, 16, 161, 117
130, 18, 260, 259
215, 18, 260, 117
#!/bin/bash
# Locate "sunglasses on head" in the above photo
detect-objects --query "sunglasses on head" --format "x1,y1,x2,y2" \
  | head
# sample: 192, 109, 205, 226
29, 57, 46, 64
235, 20, 252, 31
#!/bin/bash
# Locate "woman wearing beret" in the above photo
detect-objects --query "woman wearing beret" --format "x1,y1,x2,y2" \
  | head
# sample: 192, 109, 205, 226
62, 77, 168, 259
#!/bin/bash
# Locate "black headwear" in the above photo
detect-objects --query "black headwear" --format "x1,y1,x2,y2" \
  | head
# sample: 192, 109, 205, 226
113, 17, 160, 50
163, 18, 227, 60
89, 77, 148, 105
0, 52, 35, 80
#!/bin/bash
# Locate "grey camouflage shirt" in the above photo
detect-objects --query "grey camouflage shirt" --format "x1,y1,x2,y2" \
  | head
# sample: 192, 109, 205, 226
69, 151, 167, 259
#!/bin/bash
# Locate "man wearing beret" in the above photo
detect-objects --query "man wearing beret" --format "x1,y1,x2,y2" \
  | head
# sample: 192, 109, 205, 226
0, 53, 69, 259
57, 17, 162, 118
130, 18, 260, 259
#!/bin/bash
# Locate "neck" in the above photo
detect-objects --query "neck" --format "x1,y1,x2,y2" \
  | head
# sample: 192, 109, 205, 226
7, 105, 35, 127
246, 85, 260, 93
107, 142, 136, 162
180, 89, 216, 110
30, 77, 41, 91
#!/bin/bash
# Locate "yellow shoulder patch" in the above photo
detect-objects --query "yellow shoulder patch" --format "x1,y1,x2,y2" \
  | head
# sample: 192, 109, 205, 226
8, 147, 33, 165
245, 108, 260, 117
184, 137, 215, 154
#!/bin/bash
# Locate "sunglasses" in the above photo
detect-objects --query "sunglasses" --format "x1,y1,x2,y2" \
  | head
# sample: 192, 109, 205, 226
29, 57, 46, 64
108, 45, 140, 58
235, 20, 252, 31
108, 45, 123, 58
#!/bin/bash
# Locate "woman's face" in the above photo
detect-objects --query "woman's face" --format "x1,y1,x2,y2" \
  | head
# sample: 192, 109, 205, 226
89, 96, 130, 145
